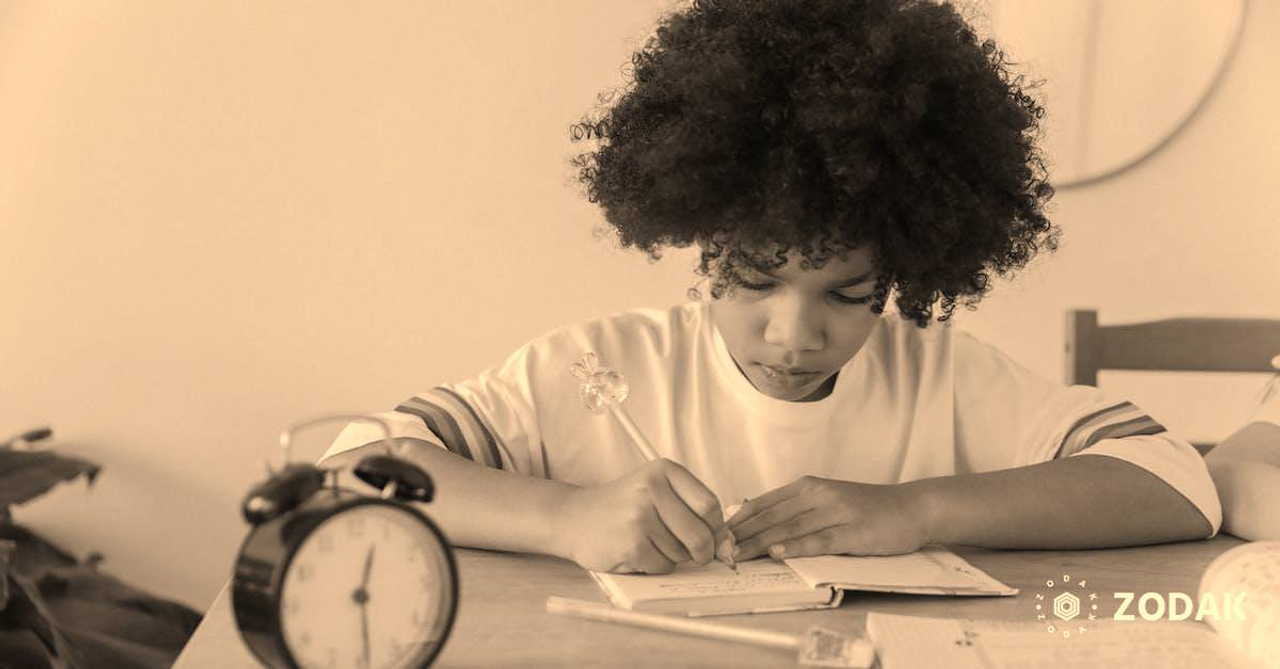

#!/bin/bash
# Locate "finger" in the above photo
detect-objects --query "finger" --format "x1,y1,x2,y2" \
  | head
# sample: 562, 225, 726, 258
662, 461, 726, 532
640, 507, 692, 564
714, 525, 737, 567
650, 482, 717, 565
648, 466, 718, 565
729, 495, 817, 544
768, 527, 849, 559
734, 507, 840, 560
727, 477, 814, 528
633, 538, 678, 574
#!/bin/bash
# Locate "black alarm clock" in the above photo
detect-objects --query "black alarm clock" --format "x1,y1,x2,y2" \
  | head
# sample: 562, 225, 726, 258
231, 414, 458, 669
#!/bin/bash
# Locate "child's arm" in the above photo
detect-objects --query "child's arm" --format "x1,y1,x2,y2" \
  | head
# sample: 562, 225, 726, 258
1205, 420, 1280, 541
327, 437, 731, 573
731, 332, 1221, 559
727, 454, 1211, 559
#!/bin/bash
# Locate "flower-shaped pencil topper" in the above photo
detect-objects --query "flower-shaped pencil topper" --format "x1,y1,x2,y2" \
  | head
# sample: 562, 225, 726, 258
570, 351, 630, 415
570, 351, 656, 462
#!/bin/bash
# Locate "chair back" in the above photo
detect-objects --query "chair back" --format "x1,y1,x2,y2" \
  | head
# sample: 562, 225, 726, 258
1065, 309, 1280, 386
1064, 309, 1280, 453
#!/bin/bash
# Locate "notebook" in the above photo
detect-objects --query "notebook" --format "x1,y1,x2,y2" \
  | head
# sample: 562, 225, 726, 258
867, 541, 1280, 669
590, 546, 1018, 617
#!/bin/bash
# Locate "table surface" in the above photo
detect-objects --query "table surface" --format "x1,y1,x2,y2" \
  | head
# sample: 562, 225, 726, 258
175, 537, 1245, 668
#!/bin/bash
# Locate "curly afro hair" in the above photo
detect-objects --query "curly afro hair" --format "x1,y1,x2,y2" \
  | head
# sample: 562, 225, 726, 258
570, 0, 1057, 326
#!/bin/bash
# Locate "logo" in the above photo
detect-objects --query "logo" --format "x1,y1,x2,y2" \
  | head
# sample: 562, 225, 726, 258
1034, 573, 1099, 638
1113, 591, 1247, 622
1036, 572, 1247, 638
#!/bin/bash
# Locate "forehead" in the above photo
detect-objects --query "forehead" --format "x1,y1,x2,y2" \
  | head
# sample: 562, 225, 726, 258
744, 245, 876, 278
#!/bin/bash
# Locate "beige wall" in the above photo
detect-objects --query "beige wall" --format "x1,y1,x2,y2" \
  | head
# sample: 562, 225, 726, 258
2, 1, 1277, 611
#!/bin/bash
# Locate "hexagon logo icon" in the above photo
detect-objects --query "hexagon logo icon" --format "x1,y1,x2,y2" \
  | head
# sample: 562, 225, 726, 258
1053, 592, 1081, 621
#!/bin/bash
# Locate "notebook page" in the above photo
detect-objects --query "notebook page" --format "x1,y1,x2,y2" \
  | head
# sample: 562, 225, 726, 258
592, 558, 812, 606
785, 546, 1017, 595
1198, 540, 1280, 667
867, 613, 1255, 669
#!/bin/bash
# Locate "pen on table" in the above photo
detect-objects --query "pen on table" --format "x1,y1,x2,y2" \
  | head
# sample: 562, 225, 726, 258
545, 597, 874, 668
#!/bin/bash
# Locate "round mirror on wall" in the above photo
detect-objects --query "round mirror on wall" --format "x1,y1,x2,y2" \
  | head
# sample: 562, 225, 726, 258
982, 0, 1247, 188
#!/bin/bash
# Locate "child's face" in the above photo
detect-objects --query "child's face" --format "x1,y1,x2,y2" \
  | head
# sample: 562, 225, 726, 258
709, 246, 882, 402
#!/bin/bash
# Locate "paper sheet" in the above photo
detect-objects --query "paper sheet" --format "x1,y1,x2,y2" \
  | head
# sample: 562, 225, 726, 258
867, 613, 1256, 669
785, 546, 1018, 595
594, 558, 811, 603
1198, 540, 1280, 667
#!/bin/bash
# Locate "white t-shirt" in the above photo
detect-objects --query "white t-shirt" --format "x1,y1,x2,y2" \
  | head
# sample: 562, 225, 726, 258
325, 301, 1221, 533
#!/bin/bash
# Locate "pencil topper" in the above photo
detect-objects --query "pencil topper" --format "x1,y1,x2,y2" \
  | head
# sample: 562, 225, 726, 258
570, 352, 629, 414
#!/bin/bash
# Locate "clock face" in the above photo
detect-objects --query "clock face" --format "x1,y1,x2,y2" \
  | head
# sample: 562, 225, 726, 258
278, 503, 454, 669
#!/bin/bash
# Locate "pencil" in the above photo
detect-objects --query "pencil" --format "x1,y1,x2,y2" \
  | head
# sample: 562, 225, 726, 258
604, 404, 738, 572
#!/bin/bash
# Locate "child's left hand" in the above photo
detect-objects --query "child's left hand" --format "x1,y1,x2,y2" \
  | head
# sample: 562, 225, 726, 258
727, 476, 931, 560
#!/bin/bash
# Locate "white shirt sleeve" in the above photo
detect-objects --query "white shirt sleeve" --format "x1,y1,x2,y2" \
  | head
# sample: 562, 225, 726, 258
319, 338, 547, 476
953, 332, 1221, 536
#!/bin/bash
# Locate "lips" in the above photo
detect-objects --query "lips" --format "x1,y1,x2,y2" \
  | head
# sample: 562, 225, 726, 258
757, 363, 823, 389
764, 365, 818, 374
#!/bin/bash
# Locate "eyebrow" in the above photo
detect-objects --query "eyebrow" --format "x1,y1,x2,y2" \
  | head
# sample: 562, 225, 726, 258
744, 262, 876, 289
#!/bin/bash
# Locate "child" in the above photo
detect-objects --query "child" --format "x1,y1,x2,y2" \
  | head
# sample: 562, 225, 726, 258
1205, 361, 1280, 541
324, 0, 1219, 574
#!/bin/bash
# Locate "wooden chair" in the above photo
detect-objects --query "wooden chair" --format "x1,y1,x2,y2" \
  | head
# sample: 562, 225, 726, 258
1065, 310, 1280, 386
1065, 309, 1280, 453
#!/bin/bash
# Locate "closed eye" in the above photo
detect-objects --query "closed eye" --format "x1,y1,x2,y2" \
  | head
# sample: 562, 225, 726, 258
830, 291, 873, 305
737, 280, 872, 305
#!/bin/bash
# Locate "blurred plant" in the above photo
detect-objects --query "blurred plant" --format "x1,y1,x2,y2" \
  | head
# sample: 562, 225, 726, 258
0, 427, 201, 668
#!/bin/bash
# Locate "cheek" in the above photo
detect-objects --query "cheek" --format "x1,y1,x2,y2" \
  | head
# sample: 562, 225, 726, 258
710, 302, 762, 345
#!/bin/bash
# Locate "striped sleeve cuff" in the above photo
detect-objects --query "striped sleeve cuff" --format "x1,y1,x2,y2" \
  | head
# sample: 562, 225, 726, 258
395, 388, 507, 470
1055, 402, 1167, 459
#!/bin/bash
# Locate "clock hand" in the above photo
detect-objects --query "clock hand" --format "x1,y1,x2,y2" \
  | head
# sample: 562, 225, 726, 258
355, 544, 375, 668
360, 600, 371, 668
361, 543, 376, 588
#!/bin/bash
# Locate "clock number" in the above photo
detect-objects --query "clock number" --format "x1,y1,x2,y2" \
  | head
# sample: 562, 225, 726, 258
347, 516, 365, 538
295, 562, 313, 581
317, 535, 333, 553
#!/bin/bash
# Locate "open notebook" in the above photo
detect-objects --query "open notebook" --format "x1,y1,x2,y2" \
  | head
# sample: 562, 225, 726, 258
590, 546, 1017, 617
867, 541, 1280, 669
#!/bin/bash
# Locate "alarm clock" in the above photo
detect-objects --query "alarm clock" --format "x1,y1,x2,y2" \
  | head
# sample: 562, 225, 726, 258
231, 414, 458, 669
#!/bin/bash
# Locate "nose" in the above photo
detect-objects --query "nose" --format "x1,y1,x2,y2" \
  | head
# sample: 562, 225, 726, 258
762, 294, 825, 355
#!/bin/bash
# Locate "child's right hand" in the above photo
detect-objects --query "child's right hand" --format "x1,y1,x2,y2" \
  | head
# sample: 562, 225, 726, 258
555, 459, 730, 574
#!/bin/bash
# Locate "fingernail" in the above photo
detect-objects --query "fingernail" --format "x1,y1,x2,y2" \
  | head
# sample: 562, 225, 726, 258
732, 545, 742, 558
769, 544, 786, 558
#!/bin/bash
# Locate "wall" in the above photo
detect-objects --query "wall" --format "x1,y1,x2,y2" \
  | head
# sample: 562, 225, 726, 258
2, 1, 1277, 611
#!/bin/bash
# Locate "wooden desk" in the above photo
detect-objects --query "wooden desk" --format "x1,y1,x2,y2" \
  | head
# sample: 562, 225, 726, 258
175, 537, 1245, 668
